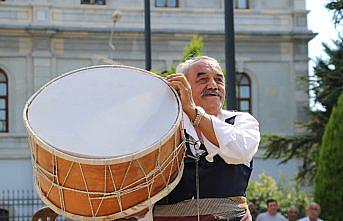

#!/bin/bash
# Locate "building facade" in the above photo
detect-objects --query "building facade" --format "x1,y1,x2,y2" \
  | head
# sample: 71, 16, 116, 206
0, 0, 312, 203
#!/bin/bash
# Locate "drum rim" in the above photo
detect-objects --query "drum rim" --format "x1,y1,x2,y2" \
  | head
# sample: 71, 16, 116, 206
23, 64, 183, 164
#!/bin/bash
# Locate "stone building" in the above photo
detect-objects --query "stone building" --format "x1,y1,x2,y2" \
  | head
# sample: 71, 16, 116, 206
0, 0, 313, 207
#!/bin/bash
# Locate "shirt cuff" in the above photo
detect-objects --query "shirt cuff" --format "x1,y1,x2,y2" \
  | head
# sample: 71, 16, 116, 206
202, 135, 219, 162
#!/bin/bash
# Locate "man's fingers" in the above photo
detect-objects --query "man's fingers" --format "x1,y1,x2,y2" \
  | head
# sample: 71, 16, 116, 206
167, 75, 188, 82
166, 73, 196, 114
168, 81, 192, 107
165, 73, 183, 79
239, 209, 252, 221
166, 74, 189, 87
168, 81, 188, 95
167, 80, 190, 94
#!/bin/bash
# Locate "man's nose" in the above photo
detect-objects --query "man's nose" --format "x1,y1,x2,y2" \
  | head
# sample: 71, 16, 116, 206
207, 77, 218, 89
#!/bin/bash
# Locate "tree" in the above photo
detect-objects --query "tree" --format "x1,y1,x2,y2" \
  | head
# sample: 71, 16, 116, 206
182, 35, 203, 61
158, 34, 204, 78
314, 93, 343, 221
326, 0, 343, 26
262, 36, 343, 183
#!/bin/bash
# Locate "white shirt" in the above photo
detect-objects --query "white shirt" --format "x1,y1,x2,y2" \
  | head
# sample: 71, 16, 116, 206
138, 110, 260, 220
256, 212, 287, 221
183, 109, 260, 167
298, 217, 324, 221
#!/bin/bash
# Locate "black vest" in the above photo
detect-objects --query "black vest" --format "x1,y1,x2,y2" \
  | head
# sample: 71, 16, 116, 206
158, 116, 253, 205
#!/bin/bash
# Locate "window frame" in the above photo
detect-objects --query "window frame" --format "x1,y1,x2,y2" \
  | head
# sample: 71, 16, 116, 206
234, 0, 249, 9
80, 0, 106, 5
236, 72, 252, 113
155, 0, 179, 8
0, 69, 8, 133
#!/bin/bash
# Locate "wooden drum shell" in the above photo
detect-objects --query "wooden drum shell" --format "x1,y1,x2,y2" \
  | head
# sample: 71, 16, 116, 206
26, 122, 184, 220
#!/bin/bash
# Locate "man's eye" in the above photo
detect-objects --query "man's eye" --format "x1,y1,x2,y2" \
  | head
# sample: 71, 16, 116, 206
198, 78, 207, 83
215, 78, 224, 83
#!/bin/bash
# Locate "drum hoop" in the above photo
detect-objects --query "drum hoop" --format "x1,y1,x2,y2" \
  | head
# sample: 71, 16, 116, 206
34, 162, 184, 220
23, 65, 183, 164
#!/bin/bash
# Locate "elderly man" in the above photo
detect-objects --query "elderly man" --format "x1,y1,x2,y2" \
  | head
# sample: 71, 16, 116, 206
287, 206, 299, 221
153, 56, 260, 221
298, 203, 323, 221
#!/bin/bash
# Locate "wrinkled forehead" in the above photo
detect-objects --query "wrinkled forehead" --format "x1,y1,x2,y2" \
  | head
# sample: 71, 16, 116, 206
189, 58, 223, 75
268, 202, 277, 206
308, 204, 320, 210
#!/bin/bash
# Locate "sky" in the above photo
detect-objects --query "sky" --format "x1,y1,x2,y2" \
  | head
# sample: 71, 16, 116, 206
305, 0, 342, 109
306, 0, 341, 62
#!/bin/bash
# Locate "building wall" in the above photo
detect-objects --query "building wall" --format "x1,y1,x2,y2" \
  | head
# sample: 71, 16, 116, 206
0, 0, 313, 193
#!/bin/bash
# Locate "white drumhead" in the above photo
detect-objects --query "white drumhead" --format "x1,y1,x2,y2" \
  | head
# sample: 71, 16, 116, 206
26, 65, 180, 159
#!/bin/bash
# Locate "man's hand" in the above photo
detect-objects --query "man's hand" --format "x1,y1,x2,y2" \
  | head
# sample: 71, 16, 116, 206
240, 208, 252, 221
165, 74, 220, 146
165, 74, 196, 119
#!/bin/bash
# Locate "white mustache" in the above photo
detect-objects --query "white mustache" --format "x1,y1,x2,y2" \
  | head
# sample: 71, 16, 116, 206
200, 89, 224, 98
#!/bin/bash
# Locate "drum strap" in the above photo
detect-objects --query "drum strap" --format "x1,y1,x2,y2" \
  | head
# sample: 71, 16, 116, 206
184, 135, 204, 221
183, 115, 238, 221
196, 151, 201, 221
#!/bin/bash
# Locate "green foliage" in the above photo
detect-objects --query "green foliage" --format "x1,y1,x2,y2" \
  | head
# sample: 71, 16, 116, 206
149, 69, 161, 75
169, 64, 176, 75
247, 173, 312, 217
157, 34, 204, 78
314, 93, 343, 221
182, 35, 203, 62
312, 40, 343, 114
262, 37, 343, 183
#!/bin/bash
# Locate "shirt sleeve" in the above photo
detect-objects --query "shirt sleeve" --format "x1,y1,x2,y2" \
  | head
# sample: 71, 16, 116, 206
255, 214, 262, 221
281, 214, 287, 221
202, 112, 260, 166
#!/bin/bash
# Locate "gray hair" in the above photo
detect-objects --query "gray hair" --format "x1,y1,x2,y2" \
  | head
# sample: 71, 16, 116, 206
288, 206, 299, 213
308, 202, 321, 211
176, 56, 222, 76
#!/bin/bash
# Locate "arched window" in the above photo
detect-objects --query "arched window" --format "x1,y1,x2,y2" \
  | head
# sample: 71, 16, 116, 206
0, 70, 8, 132
236, 72, 251, 113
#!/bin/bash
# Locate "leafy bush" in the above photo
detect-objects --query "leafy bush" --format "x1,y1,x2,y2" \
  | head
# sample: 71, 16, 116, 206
247, 173, 312, 217
314, 92, 343, 221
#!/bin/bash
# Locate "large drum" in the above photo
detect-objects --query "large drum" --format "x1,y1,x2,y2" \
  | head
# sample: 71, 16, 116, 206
23, 65, 185, 220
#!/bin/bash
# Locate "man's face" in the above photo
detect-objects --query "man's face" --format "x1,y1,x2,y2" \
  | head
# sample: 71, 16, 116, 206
267, 201, 278, 215
307, 204, 320, 219
287, 208, 298, 221
186, 59, 225, 115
